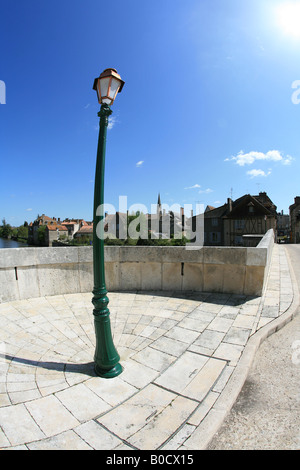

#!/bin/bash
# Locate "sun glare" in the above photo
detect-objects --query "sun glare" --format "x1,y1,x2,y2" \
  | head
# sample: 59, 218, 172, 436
276, 2, 300, 38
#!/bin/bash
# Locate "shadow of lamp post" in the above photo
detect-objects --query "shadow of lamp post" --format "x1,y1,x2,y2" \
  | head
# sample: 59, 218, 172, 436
92, 68, 125, 378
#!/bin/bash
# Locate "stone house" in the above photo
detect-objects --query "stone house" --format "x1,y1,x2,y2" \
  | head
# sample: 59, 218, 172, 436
74, 224, 93, 241
45, 224, 68, 246
103, 212, 127, 239
190, 192, 277, 247
28, 214, 84, 246
289, 197, 300, 243
223, 193, 277, 246
147, 194, 185, 239
28, 214, 68, 246
277, 211, 290, 242
203, 203, 227, 245
60, 220, 81, 238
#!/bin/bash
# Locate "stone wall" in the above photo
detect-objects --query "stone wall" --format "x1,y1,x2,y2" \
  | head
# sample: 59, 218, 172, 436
0, 230, 274, 303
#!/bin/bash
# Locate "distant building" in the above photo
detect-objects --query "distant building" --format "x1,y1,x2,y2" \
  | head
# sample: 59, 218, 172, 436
45, 224, 68, 246
28, 214, 91, 246
146, 194, 185, 238
61, 219, 81, 238
203, 203, 227, 245
190, 192, 277, 247
104, 212, 127, 239
277, 211, 290, 242
74, 224, 93, 241
28, 214, 67, 246
289, 197, 300, 243
223, 192, 277, 246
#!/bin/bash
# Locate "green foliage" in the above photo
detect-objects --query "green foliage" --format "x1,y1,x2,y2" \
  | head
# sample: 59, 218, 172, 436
70, 235, 93, 246
103, 234, 190, 246
37, 225, 46, 244
0, 219, 12, 238
17, 225, 28, 240
0, 219, 29, 242
104, 237, 124, 246
124, 237, 138, 246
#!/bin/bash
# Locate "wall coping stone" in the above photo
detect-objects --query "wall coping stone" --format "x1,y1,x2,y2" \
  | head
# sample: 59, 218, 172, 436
0, 230, 274, 301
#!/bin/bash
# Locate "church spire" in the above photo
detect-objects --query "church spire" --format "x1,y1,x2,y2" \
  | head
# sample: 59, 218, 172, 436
157, 193, 161, 207
157, 193, 162, 218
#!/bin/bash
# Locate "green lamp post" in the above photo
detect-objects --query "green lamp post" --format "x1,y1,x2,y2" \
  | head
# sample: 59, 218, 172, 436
92, 68, 125, 378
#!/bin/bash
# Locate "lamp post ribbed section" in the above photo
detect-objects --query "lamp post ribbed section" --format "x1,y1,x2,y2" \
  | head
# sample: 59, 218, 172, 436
92, 103, 122, 378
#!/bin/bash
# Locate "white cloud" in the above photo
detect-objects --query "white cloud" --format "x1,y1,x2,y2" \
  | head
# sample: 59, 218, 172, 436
26, 208, 33, 211
247, 169, 272, 178
108, 116, 118, 130
93, 114, 120, 131
282, 155, 294, 165
184, 184, 201, 189
199, 188, 213, 194
136, 160, 144, 167
226, 150, 293, 166
184, 184, 213, 193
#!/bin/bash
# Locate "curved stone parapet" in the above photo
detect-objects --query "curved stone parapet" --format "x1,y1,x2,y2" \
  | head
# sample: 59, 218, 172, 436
0, 231, 274, 303
0, 244, 297, 450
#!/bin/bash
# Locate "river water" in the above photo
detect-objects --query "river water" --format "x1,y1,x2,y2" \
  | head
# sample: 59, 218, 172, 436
0, 238, 28, 248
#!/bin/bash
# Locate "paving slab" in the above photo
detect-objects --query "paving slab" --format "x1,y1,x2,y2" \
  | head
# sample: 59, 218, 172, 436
0, 244, 298, 450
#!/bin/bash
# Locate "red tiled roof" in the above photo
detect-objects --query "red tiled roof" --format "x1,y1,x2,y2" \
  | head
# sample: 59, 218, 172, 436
77, 226, 93, 233
62, 219, 84, 224
46, 225, 68, 231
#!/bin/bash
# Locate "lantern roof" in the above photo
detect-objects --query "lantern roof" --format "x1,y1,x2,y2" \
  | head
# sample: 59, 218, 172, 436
93, 68, 125, 94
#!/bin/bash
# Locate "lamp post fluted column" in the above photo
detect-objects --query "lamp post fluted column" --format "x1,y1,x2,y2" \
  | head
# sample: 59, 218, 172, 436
92, 103, 122, 378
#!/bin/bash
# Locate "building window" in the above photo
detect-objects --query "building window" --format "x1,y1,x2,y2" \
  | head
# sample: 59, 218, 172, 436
235, 220, 245, 230
212, 218, 218, 226
210, 232, 221, 243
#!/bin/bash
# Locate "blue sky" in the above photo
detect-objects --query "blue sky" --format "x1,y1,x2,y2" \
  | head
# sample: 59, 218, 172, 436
1, 0, 300, 226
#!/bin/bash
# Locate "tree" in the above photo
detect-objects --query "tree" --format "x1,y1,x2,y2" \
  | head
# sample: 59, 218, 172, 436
17, 225, 28, 240
0, 219, 12, 238
37, 225, 46, 245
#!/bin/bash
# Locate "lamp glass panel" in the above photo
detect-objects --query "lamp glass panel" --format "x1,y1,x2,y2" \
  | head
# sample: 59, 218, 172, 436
109, 78, 121, 99
100, 77, 110, 99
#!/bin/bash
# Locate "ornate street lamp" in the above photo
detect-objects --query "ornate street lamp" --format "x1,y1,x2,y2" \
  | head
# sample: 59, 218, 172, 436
92, 68, 124, 378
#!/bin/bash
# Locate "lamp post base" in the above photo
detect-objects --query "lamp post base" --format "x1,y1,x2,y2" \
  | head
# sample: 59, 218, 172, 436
94, 362, 123, 379
93, 299, 122, 379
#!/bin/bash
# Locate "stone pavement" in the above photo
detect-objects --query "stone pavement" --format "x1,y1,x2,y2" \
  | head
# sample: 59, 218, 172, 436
0, 244, 298, 450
